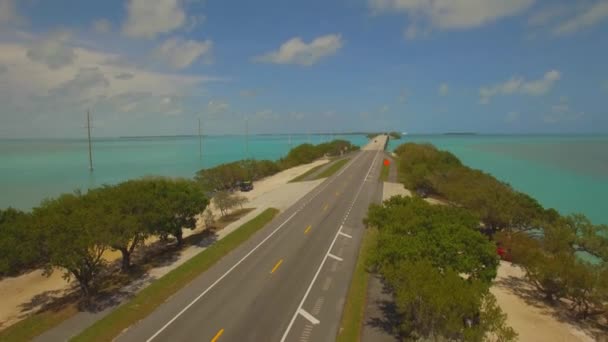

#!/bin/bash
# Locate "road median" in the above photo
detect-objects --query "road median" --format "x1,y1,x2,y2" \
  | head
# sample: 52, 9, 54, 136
336, 226, 378, 342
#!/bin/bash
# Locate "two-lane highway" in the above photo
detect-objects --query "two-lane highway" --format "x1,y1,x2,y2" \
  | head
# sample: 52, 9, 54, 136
117, 136, 387, 342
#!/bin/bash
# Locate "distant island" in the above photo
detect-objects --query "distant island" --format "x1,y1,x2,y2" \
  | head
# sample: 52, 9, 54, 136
443, 132, 477, 136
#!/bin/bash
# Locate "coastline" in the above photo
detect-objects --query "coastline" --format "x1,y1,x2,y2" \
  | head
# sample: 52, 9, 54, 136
0, 158, 329, 331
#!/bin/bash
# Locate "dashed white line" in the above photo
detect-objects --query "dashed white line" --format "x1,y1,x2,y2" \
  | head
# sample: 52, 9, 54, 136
298, 308, 320, 325
338, 231, 352, 239
280, 148, 381, 342
327, 253, 343, 262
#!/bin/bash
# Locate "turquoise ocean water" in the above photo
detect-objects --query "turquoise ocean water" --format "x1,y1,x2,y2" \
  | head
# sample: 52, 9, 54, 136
388, 135, 608, 225
0, 135, 367, 211
1, 134, 606, 225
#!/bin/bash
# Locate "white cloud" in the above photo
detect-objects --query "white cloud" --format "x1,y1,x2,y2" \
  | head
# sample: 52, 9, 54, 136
370, 0, 534, 33
543, 100, 584, 123
554, 1, 608, 35
93, 19, 112, 34
123, 0, 187, 39
527, 5, 569, 27
155, 37, 213, 69
49, 67, 109, 103
505, 111, 520, 123
255, 109, 280, 121
438, 82, 449, 96
254, 34, 343, 66
0, 0, 23, 26
26, 31, 76, 70
0, 40, 218, 131
479, 70, 561, 104
206, 100, 229, 115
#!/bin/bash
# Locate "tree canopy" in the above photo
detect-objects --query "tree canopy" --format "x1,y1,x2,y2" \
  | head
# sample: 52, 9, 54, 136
366, 196, 513, 340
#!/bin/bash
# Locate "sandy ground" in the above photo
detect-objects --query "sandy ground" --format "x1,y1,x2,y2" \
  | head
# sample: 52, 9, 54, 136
382, 182, 412, 200
382, 182, 446, 206
491, 261, 597, 342
0, 159, 327, 329
379, 184, 595, 341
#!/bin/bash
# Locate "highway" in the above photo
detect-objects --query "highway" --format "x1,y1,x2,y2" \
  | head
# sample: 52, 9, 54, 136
117, 135, 387, 342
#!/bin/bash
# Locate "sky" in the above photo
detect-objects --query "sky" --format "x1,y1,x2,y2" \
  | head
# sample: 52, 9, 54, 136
0, 0, 607, 138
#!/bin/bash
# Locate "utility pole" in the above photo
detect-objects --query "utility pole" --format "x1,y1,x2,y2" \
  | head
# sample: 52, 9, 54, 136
245, 116, 249, 159
198, 117, 203, 160
86, 110, 93, 172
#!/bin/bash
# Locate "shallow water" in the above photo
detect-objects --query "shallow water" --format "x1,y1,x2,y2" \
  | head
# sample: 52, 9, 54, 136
0, 134, 367, 210
1, 134, 606, 225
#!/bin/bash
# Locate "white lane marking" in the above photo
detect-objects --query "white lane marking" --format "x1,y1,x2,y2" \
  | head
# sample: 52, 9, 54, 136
298, 308, 320, 325
146, 149, 371, 340
280, 148, 381, 342
146, 210, 299, 341
327, 253, 343, 262
339, 231, 352, 239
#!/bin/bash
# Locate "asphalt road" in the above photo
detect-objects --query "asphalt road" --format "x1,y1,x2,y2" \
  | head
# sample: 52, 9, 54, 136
117, 136, 387, 342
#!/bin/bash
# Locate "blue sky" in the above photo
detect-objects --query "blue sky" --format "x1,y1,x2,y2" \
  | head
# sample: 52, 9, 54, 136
0, 0, 607, 137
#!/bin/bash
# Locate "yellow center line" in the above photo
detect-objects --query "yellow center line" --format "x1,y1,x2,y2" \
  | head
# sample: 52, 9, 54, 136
211, 328, 224, 342
323, 204, 328, 211
304, 225, 312, 234
270, 259, 283, 274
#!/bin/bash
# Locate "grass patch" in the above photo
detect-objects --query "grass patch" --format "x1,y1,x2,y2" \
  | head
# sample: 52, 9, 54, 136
0, 302, 79, 342
313, 158, 350, 180
337, 226, 378, 342
72, 208, 279, 342
379, 163, 390, 182
288, 163, 327, 183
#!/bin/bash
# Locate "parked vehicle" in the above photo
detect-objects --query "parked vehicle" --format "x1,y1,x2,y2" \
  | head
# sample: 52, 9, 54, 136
239, 181, 253, 192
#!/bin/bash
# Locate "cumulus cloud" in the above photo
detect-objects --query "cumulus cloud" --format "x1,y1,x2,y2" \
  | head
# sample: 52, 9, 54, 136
93, 19, 112, 34
553, 1, 608, 35
370, 0, 534, 34
438, 82, 449, 96
479, 70, 561, 104
49, 67, 109, 101
123, 0, 187, 38
254, 34, 343, 66
0, 40, 219, 136
155, 37, 213, 69
0, 0, 23, 26
26, 31, 76, 70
